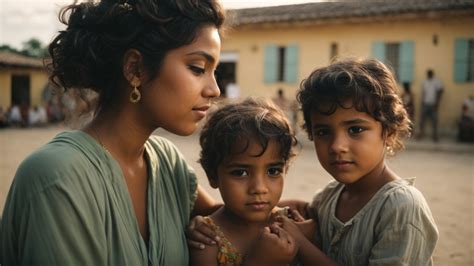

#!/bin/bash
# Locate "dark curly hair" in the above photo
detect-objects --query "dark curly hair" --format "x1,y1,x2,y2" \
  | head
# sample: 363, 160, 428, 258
297, 58, 411, 154
47, 0, 225, 112
199, 97, 298, 182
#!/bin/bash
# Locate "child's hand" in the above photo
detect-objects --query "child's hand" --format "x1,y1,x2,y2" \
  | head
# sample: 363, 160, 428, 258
272, 206, 305, 222
275, 215, 317, 244
244, 224, 297, 265
186, 215, 220, 249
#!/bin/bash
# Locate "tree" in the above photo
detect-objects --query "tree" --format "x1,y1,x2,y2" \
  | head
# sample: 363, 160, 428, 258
21, 38, 49, 58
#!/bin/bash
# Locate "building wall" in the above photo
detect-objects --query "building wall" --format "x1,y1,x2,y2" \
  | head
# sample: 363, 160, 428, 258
221, 14, 474, 136
0, 68, 49, 109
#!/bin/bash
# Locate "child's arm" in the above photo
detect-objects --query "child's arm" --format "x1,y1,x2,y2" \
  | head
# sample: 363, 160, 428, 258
277, 216, 338, 266
189, 241, 219, 266
192, 185, 222, 217
187, 185, 223, 249
186, 215, 219, 249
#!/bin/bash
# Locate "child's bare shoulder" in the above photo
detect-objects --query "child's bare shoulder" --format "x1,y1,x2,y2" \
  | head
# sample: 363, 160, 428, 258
189, 243, 219, 266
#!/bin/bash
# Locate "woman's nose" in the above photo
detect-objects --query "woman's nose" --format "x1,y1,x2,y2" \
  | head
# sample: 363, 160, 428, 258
205, 75, 221, 98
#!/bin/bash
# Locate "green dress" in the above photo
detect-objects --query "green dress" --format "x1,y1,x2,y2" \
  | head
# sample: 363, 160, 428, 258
1, 131, 198, 265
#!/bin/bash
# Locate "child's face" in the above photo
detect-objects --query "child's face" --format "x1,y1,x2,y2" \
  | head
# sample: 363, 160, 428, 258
310, 102, 386, 185
215, 137, 285, 223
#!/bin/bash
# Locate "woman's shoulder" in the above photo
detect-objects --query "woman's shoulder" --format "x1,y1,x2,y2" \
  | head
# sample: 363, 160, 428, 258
12, 131, 102, 198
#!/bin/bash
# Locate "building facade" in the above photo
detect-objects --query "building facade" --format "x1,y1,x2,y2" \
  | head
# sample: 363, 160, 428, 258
0, 52, 49, 110
220, 0, 474, 136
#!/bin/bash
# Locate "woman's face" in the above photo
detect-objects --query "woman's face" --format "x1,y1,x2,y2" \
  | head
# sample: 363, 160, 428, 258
140, 25, 221, 136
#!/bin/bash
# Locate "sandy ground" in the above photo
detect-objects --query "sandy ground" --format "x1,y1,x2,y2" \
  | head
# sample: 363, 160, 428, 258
1, 125, 473, 265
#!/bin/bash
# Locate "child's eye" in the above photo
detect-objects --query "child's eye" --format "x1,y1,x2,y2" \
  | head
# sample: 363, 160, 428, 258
267, 167, 283, 177
188, 65, 205, 75
230, 169, 249, 177
348, 126, 365, 135
313, 129, 329, 138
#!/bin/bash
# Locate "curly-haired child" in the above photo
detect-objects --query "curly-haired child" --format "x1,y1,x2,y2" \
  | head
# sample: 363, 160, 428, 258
278, 58, 439, 265
190, 98, 301, 265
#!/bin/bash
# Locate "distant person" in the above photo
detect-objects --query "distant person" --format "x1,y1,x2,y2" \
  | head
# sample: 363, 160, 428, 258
458, 95, 474, 142
224, 78, 240, 100
28, 106, 41, 126
402, 82, 415, 124
20, 103, 29, 127
189, 98, 300, 265
28, 105, 47, 127
8, 104, 22, 127
418, 69, 443, 142
0, 106, 8, 128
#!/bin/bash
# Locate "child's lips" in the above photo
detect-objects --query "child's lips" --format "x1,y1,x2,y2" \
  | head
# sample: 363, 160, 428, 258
246, 201, 270, 210
331, 160, 354, 170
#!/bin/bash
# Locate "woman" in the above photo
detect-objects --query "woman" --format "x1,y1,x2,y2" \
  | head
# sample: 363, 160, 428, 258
1, 0, 225, 264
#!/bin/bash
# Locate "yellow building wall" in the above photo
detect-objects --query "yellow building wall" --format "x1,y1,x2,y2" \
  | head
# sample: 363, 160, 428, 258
0, 72, 11, 108
0, 68, 49, 109
222, 15, 474, 135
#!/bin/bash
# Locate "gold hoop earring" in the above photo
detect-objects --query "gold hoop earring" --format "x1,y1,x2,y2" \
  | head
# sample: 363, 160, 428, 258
129, 86, 141, 103
386, 145, 395, 156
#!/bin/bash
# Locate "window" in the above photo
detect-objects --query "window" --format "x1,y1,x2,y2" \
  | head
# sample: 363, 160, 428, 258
386, 43, 400, 79
264, 44, 299, 84
278, 46, 286, 82
372, 41, 414, 83
454, 38, 474, 82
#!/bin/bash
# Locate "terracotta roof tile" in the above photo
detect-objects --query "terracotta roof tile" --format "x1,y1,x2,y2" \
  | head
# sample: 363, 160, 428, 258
230, 0, 474, 25
0, 51, 45, 69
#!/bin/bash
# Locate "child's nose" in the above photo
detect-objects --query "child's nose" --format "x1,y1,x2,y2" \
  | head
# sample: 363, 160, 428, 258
249, 175, 269, 194
329, 134, 349, 154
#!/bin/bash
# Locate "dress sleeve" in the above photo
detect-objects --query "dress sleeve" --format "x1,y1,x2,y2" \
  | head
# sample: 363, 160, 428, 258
368, 188, 438, 265
1, 152, 106, 265
2, 186, 106, 265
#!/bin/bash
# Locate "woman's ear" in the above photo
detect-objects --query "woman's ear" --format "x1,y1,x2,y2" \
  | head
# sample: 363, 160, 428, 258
122, 49, 143, 84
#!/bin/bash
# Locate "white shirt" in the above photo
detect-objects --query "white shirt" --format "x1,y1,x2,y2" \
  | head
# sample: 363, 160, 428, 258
422, 78, 443, 105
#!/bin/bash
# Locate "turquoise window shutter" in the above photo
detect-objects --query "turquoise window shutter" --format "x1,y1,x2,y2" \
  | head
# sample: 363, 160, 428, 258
454, 38, 469, 83
372, 42, 386, 62
284, 44, 299, 83
399, 41, 414, 83
264, 45, 278, 83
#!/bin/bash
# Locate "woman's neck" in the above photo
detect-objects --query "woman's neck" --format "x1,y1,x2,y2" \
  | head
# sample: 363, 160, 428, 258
84, 107, 152, 163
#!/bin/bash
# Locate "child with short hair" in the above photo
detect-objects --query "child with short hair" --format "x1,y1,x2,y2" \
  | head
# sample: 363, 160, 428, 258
189, 98, 300, 265
278, 58, 439, 265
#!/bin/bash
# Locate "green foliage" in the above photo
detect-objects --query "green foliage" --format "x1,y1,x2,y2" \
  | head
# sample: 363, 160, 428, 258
0, 38, 49, 58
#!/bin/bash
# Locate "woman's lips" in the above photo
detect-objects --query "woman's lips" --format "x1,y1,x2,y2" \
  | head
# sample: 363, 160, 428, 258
192, 105, 210, 119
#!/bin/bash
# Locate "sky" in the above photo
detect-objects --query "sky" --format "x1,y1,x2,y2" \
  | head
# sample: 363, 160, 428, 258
0, 0, 323, 49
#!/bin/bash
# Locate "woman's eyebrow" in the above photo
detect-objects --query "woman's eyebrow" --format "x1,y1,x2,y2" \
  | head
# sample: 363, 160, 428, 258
186, 51, 215, 64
